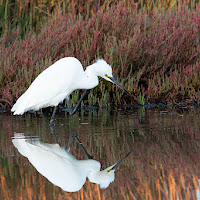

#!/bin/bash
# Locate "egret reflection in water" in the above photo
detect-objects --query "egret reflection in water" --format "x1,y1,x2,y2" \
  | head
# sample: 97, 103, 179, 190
12, 133, 131, 192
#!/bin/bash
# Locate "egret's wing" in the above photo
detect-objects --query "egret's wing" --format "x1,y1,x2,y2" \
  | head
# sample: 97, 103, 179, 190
28, 140, 77, 161
12, 57, 84, 114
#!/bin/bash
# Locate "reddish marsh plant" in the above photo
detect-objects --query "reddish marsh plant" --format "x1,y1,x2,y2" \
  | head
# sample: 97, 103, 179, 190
0, 2, 200, 109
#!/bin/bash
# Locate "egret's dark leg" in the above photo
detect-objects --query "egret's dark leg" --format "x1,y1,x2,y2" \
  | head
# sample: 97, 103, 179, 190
50, 125, 58, 144
67, 89, 91, 116
50, 106, 57, 126
71, 89, 90, 115
74, 135, 105, 170
66, 132, 73, 152
66, 97, 73, 115
74, 134, 93, 159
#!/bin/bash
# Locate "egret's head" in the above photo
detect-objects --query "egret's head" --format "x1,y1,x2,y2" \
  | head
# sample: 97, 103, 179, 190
88, 152, 132, 189
93, 59, 131, 95
88, 165, 115, 189
92, 59, 113, 80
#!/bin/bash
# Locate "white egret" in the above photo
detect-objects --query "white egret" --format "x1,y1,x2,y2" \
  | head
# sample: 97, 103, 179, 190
12, 133, 131, 192
11, 57, 131, 125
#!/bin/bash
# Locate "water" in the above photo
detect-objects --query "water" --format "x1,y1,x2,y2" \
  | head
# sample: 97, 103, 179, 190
0, 107, 200, 199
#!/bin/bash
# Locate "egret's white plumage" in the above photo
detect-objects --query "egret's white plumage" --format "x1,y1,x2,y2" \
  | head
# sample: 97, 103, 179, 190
12, 133, 121, 192
11, 57, 118, 115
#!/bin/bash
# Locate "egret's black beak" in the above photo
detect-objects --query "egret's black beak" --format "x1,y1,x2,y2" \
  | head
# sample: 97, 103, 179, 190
107, 151, 132, 172
109, 76, 131, 95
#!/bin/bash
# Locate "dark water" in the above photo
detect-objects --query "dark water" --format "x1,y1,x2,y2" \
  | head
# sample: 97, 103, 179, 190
0, 107, 200, 199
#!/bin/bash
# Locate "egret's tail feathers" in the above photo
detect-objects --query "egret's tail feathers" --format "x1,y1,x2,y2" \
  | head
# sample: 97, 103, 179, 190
11, 93, 52, 115
11, 106, 26, 115
12, 133, 26, 139
11, 90, 34, 115
11, 98, 27, 115
11, 98, 36, 115
12, 133, 28, 157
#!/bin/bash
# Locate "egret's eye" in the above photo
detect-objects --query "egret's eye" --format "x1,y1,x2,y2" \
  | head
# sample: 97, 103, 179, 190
105, 74, 109, 78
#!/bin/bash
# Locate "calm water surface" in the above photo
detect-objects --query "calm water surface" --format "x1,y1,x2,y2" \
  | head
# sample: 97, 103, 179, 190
0, 107, 200, 199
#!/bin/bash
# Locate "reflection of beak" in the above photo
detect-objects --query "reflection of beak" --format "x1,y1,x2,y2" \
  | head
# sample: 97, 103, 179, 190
109, 76, 131, 95
107, 151, 132, 172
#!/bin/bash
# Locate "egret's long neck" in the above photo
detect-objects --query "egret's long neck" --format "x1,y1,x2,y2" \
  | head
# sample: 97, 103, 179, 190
84, 62, 98, 76
77, 159, 101, 178
81, 64, 99, 89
